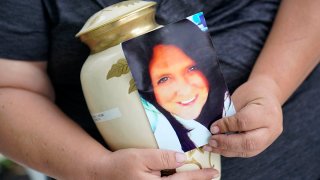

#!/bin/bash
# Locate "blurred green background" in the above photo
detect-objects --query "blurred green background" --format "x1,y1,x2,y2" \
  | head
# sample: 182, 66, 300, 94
0, 154, 46, 180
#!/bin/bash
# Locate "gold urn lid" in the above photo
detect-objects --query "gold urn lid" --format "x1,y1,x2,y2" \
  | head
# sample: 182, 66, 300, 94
76, 0, 158, 54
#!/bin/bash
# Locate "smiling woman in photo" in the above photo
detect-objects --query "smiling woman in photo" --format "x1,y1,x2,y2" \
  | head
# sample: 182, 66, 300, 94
123, 19, 233, 152
149, 44, 209, 121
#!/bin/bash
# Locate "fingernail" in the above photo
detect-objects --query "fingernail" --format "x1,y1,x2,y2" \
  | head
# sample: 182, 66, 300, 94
175, 153, 187, 163
202, 145, 212, 152
210, 140, 218, 148
211, 126, 219, 134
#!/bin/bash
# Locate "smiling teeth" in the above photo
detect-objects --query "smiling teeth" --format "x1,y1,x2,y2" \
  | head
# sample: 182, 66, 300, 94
180, 97, 196, 104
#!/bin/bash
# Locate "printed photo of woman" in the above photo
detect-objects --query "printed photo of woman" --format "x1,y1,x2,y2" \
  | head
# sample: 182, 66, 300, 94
122, 19, 235, 152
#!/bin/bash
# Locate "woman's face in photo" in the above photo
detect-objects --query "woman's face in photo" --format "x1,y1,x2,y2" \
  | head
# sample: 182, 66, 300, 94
149, 45, 209, 120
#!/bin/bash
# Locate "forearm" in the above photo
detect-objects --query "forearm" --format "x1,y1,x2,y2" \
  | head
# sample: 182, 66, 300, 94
249, 0, 320, 104
0, 88, 110, 179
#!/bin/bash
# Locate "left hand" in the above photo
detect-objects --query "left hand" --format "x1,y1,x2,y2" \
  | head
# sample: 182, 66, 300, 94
203, 77, 283, 157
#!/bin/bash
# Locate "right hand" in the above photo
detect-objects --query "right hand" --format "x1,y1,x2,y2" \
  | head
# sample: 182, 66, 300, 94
95, 148, 219, 180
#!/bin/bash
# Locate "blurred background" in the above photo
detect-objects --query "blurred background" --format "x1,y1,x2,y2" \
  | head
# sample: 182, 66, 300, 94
0, 154, 46, 180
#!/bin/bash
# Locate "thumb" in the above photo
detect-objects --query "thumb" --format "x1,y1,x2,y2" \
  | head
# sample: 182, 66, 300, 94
210, 114, 240, 134
211, 104, 263, 134
142, 149, 187, 170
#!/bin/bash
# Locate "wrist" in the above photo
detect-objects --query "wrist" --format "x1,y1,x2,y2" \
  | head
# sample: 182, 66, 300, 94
57, 140, 111, 180
231, 75, 283, 111
78, 148, 112, 180
247, 75, 283, 105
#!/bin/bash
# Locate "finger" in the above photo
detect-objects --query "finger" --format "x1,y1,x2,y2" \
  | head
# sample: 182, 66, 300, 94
164, 168, 220, 180
151, 171, 161, 176
142, 149, 187, 170
206, 128, 270, 156
211, 103, 267, 134
203, 145, 261, 158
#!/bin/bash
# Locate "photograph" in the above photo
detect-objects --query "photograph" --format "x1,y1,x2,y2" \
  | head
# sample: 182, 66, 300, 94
122, 18, 235, 152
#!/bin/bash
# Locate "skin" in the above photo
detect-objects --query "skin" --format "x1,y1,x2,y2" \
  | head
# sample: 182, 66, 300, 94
203, 0, 320, 158
149, 45, 209, 120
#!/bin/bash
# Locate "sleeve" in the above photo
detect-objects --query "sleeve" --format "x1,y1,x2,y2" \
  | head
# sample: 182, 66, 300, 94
0, 0, 50, 61
152, 0, 204, 24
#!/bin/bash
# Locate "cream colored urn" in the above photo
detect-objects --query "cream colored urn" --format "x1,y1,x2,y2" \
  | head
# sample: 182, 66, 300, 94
76, 1, 221, 178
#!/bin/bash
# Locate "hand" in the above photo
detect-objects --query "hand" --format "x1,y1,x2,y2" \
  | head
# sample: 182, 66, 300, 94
203, 77, 283, 157
94, 148, 219, 180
